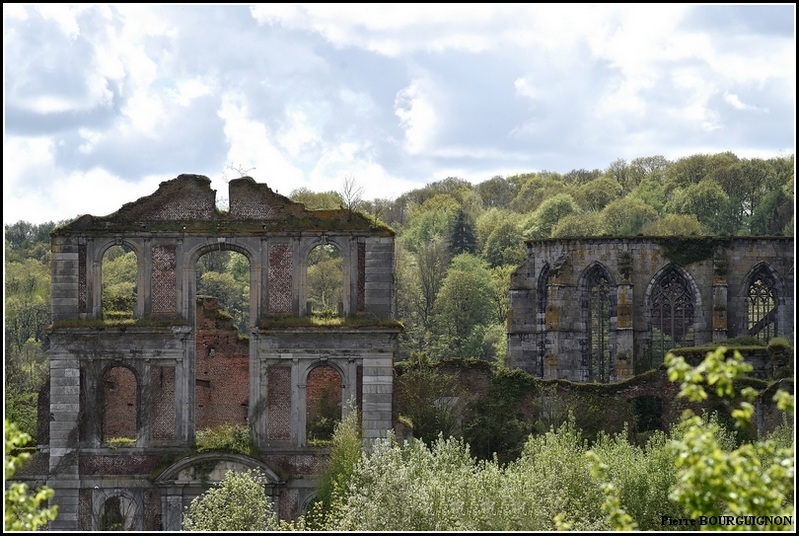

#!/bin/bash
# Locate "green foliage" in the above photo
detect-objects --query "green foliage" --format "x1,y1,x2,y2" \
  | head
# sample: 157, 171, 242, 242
395, 366, 465, 444
194, 424, 257, 457
663, 348, 794, 529
482, 219, 525, 267
431, 254, 495, 358
307, 245, 343, 315
463, 369, 536, 462
5, 420, 58, 531
574, 177, 622, 212
551, 211, 606, 238
642, 214, 707, 236
667, 179, 737, 234
656, 236, 731, 267
198, 268, 249, 331
601, 197, 658, 235
401, 194, 460, 252
183, 469, 279, 531
449, 209, 477, 256
524, 193, 581, 239
305, 408, 362, 529
289, 187, 344, 209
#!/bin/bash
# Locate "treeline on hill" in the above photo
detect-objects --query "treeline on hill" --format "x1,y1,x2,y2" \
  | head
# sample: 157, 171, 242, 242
4, 152, 795, 440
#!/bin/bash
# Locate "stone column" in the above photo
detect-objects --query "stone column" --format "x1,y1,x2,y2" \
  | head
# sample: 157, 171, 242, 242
47, 346, 81, 530
615, 283, 634, 380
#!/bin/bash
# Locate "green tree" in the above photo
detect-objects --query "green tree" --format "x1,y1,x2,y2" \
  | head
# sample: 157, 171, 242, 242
183, 469, 278, 531
475, 175, 519, 208
601, 197, 658, 236
431, 254, 494, 359
625, 155, 669, 194
307, 245, 343, 315
510, 174, 566, 213
551, 212, 606, 238
449, 209, 477, 256
198, 270, 248, 331
641, 214, 707, 236
664, 347, 794, 530
628, 178, 668, 214
5, 420, 58, 531
396, 366, 465, 444
574, 177, 622, 212
750, 187, 793, 236
102, 246, 137, 318
667, 179, 737, 235
290, 187, 344, 209
306, 407, 362, 529
401, 194, 460, 252
482, 219, 526, 267
524, 194, 581, 239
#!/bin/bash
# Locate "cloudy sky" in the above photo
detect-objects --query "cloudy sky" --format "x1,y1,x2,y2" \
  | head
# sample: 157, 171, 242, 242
3, 4, 795, 225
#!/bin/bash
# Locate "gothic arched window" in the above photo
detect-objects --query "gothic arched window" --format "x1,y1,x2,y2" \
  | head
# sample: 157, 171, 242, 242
585, 267, 612, 382
747, 267, 777, 342
650, 268, 694, 361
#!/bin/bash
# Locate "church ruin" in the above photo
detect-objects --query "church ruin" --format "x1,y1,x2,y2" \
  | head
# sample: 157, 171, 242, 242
45, 174, 399, 530
508, 237, 794, 382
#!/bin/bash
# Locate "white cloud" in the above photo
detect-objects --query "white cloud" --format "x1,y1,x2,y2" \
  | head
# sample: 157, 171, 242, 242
394, 80, 439, 155
217, 92, 305, 197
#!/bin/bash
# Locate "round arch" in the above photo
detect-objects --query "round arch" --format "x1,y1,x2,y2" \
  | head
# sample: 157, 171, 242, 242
91, 238, 146, 319
183, 241, 257, 326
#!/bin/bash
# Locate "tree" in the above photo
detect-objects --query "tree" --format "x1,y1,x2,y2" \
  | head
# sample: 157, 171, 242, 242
305, 407, 361, 529
667, 179, 737, 235
475, 175, 519, 208
524, 194, 581, 239
340, 174, 364, 212
664, 347, 794, 530
551, 212, 606, 238
510, 174, 566, 213
574, 177, 622, 212
307, 245, 343, 315
290, 187, 344, 210
449, 209, 477, 256
482, 219, 526, 268
5, 420, 58, 531
432, 254, 495, 358
601, 197, 658, 236
183, 469, 278, 531
641, 214, 707, 236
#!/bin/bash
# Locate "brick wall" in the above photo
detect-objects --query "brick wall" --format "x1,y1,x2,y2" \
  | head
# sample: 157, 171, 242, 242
305, 365, 342, 437
103, 366, 137, 441
195, 298, 250, 430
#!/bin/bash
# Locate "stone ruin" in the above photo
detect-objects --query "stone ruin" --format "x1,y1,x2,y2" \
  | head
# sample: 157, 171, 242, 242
508, 236, 794, 382
43, 174, 399, 530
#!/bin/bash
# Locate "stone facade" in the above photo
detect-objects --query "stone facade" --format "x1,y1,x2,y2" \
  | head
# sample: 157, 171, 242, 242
45, 174, 399, 530
508, 237, 793, 382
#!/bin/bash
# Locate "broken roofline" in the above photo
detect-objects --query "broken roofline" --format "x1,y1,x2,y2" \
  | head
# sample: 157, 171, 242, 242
53, 174, 394, 236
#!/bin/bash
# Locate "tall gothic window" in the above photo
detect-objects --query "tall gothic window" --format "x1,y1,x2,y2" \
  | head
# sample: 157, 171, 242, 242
650, 268, 694, 361
747, 267, 777, 342
586, 267, 612, 382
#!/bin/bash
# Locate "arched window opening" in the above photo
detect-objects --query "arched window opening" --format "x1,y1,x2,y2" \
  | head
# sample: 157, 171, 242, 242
195, 249, 250, 432
307, 244, 343, 318
306, 365, 342, 442
650, 268, 694, 363
586, 269, 612, 382
196, 250, 250, 333
102, 367, 137, 445
747, 269, 777, 342
99, 495, 135, 531
102, 245, 136, 320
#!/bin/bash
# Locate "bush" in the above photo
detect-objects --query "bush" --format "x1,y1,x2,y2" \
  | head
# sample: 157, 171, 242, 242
194, 424, 256, 457
183, 469, 277, 531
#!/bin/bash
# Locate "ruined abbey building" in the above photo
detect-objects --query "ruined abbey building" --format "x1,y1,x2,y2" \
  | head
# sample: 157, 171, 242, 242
45, 174, 399, 530
508, 236, 794, 382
